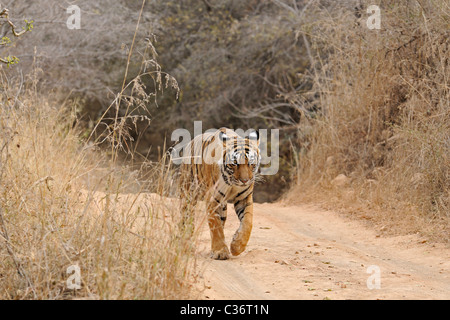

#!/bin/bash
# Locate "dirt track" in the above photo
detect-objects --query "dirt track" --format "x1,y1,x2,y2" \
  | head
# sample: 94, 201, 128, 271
195, 202, 449, 300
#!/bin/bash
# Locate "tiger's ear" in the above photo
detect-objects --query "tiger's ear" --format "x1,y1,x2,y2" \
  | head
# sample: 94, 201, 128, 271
248, 130, 259, 146
219, 130, 229, 143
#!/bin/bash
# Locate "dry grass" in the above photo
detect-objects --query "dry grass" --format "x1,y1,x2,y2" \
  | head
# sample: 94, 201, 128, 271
0, 2, 197, 299
289, 0, 449, 241
0, 53, 195, 300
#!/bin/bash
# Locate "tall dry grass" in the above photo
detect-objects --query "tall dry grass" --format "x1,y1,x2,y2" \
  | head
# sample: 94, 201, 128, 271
0, 9, 196, 297
290, 0, 449, 240
0, 77, 197, 299
0, 77, 197, 300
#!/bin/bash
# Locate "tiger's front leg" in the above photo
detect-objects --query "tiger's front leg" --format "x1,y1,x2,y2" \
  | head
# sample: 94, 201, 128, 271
207, 198, 230, 260
230, 194, 253, 256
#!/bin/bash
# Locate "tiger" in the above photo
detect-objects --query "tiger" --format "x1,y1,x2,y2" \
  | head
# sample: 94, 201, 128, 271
178, 127, 260, 260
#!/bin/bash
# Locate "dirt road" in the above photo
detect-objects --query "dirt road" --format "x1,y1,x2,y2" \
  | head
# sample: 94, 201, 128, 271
195, 202, 449, 300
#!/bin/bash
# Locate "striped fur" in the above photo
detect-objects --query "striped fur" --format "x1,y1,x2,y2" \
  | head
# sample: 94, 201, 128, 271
179, 128, 260, 260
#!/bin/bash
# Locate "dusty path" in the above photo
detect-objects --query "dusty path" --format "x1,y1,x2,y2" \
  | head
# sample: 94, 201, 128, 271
194, 202, 449, 300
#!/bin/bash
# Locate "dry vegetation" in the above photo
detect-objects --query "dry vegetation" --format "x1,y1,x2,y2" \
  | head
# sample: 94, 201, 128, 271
0, 0, 448, 300
0, 6, 195, 298
0, 73, 196, 300
289, 0, 449, 241
0, 107, 193, 299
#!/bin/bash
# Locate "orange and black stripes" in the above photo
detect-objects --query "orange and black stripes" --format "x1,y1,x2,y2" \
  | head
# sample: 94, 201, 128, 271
179, 127, 260, 260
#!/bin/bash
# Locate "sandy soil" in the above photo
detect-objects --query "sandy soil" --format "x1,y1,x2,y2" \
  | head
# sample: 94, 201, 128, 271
194, 201, 449, 300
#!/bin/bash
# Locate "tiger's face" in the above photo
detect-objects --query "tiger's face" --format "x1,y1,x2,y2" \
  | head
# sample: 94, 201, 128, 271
219, 130, 260, 187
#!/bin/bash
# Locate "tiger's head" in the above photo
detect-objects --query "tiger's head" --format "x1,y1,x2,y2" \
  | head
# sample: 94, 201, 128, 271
218, 128, 260, 187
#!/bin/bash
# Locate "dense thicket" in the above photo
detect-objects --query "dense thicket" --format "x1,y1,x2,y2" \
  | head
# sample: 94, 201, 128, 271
7, 0, 318, 201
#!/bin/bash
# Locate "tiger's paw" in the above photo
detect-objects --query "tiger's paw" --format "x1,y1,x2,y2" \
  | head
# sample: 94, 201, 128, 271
230, 240, 246, 256
210, 247, 230, 260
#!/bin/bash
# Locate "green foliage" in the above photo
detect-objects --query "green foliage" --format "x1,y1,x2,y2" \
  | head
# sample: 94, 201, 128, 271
1, 55, 19, 67
0, 8, 33, 67
1, 36, 11, 45
24, 19, 34, 32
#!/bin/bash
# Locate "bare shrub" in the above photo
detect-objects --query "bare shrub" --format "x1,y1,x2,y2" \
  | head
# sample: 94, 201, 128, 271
3, 1, 158, 105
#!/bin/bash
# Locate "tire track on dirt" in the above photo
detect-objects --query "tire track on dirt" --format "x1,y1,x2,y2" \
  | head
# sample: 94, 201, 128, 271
195, 202, 450, 300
